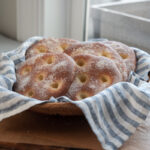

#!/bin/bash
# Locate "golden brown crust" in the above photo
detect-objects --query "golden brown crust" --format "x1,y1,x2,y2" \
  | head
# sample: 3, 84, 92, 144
66, 54, 122, 100
103, 41, 136, 75
14, 38, 136, 101
57, 38, 79, 50
25, 38, 79, 59
14, 53, 76, 100
65, 42, 128, 81
65, 42, 107, 57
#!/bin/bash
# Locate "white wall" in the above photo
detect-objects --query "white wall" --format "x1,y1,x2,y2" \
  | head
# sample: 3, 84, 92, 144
16, 0, 71, 41
69, 0, 89, 41
0, 0, 17, 39
0, 0, 88, 41
43, 0, 69, 38
43, 0, 89, 41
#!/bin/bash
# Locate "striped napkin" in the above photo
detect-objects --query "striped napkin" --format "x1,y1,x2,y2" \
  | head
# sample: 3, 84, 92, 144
0, 36, 150, 150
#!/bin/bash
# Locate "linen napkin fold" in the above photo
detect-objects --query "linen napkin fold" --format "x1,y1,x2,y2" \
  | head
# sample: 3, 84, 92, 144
0, 36, 150, 150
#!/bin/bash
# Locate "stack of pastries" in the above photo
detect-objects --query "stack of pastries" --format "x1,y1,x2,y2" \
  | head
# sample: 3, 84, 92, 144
13, 38, 136, 100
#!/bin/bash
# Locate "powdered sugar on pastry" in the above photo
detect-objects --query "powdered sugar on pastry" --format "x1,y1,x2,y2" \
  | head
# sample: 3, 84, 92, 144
14, 53, 76, 100
14, 38, 136, 101
66, 54, 122, 100
25, 38, 79, 59
65, 42, 128, 81
103, 41, 136, 76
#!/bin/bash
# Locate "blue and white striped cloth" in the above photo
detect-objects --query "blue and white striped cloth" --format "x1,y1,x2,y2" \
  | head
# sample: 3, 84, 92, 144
0, 36, 150, 150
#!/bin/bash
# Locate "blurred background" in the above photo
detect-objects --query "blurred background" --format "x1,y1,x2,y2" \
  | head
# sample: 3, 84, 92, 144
0, 0, 149, 52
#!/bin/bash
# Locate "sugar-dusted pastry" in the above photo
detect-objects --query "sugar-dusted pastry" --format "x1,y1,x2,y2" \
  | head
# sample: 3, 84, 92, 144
57, 38, 79, 51
103, 41, 136, 75
66, 54, 122, 100
26, 38, 79, 59
65, 42, 128, 81
14, 53, 76, 100
14, 38, 136, 101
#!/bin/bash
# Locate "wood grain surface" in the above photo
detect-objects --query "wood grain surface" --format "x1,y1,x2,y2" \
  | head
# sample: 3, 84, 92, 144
0, 110, 102, 150
0, 110, 150, 150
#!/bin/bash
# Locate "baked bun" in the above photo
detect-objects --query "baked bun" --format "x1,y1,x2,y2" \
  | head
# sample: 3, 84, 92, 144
14, 38, 136, 101
25, 38, 78, 59
65, 42, 128, 81
58, 38, 79, 50
66, 54, 122, 100
103, 41, 136, 75
14, 53, 76, 100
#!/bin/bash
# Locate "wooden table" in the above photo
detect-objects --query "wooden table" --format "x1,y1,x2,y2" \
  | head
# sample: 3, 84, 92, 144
0, 110, 102, 150
0, 110, 150, 150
